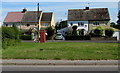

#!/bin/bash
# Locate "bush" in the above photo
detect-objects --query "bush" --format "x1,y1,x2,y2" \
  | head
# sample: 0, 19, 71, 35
65, 35, 91, 40
2, 38, 20, 49
72, 25, 78, 36
2, 26, 20, 39
46, 27, 55, 40
93, 27, 104, 37
20, 35, 32, 40
105, 28, 114, 37
2, 26, 21, 49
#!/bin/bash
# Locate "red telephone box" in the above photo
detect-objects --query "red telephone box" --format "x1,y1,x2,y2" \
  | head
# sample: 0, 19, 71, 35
40, 29, 46, 43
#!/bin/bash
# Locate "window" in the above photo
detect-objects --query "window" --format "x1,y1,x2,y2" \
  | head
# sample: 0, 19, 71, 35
70, 22, 73, 26
42, 23, 48, 26
78, 22, 84, 27
93, 22, 99, 26
25, 24, 30, 27
104, 22, 108, 26
85, 25, 87, 27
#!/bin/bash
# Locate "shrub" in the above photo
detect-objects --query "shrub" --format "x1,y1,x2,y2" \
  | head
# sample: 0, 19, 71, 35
105, 28, 114, 37
65, 35, 91, 40
72, 25, 78, 36
2, 26, 21, 49
46, 27, 55, 40
94, 27, 104, 37
20, 35, 32, 40
2, 38, 20, 49
2, 26, 20, 40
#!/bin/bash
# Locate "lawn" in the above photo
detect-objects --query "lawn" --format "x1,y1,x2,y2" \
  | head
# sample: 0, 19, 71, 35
2, 42, 119, 60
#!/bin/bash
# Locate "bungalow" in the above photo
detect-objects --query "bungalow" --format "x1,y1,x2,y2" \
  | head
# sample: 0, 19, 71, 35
68, 7, 110, 35
4, 8, 55, 32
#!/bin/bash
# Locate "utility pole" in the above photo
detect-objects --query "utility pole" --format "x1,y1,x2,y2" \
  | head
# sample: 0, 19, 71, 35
37, 3, 40, 42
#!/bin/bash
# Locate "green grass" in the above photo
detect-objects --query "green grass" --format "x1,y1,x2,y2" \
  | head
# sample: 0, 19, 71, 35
2, 42, 119, 60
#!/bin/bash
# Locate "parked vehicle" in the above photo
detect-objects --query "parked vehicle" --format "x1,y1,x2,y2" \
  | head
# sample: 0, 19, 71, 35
55, 33, 65, 40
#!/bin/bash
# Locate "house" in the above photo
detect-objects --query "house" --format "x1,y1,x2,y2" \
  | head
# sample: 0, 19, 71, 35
68, 7, 110, 35
4, 8, 55, 32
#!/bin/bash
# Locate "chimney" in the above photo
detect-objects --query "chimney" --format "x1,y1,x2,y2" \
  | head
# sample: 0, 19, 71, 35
22, 8, 27, 13
85, 7, 89, 10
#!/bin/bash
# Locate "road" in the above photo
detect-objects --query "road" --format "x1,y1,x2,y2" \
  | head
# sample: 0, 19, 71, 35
2, 65, 118, 71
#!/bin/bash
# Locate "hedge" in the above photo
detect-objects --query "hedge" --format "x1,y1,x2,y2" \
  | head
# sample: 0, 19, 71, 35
20, 35, 32, 40
65, 35, 91, 40
105, 28, 114, 37
2, 26, 20, 49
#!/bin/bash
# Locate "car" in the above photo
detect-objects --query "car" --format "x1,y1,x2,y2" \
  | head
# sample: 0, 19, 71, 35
55, 33, 65, 40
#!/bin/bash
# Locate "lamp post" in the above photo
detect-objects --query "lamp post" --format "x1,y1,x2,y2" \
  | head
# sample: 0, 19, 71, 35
37, 3, 40, 42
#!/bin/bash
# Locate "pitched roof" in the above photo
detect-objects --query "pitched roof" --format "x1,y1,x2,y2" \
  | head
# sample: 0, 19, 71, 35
4, 12, 24, 22
41, 12, 53, 22
22, 11, 42, 22
68, 8, 110, 21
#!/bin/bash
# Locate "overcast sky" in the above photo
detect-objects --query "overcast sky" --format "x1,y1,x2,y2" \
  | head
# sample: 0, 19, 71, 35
1, 1, 119, 25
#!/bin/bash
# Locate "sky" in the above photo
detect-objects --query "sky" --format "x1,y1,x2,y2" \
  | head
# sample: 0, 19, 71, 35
1, 2, 119, 25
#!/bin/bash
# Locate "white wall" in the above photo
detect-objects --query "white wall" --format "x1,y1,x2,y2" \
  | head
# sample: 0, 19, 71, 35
113, 31, 120, 40
68, 21, 89, 31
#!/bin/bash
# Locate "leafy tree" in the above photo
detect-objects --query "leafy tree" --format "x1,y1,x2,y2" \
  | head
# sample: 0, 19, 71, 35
105, 28, 114, 37
46, 27, 55, 40
94, 27, 104, 37
55, 21, 67, 30
72, 25, 78, 36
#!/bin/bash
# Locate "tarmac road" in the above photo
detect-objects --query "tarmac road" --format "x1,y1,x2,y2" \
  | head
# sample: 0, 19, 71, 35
2, 65, 118, 71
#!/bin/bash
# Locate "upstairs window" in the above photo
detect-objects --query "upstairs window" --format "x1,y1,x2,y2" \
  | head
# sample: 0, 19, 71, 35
104, 22, 108, 26
93, 22, 99, 26
42, 23, 48, 26
70, 22, 73, 26
78, 22, 84, 27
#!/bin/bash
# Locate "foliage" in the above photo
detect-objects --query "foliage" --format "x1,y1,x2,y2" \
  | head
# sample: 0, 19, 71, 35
55, 21, 67, 30
65, 35, 91, 40
2, 38, 20, 49
72, 25, 78, 36
20, 35, 32, 40
2, 26, 20, 49
110, 22, 120, 30
46, 27, 55, 40
2, 26, 20, 39
94, 27, 104, 37
79, 29, 84, 36
105, 28, 114, 37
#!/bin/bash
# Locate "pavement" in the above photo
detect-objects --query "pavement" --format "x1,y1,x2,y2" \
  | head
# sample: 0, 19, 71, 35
22, 40, 120, 43
1, 59, 118, 65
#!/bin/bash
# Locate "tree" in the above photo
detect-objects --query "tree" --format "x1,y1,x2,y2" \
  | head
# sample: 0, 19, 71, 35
105, 28, 114, 37
46, 27, 55, 40
72, 25, 78, 36
55, 21, 67, 30
110, 22, 116, 27
94, 27, 104, 37
117, 10, 120, 24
